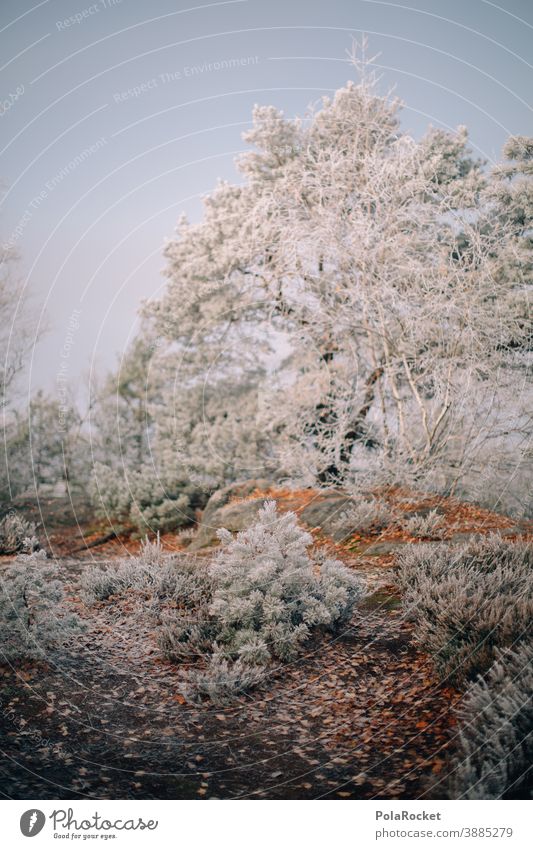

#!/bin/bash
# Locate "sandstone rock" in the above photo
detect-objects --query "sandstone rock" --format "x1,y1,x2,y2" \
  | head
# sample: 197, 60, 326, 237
188, 479, 273, 550
298, 492, 354, 535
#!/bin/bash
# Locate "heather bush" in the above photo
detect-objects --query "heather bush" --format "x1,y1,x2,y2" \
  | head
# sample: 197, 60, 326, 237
81, 537, 212, 605
449, 642, 533, 799
80, 538, 163, 602
175, 526, 198, 545
158, 607, 213, 661
0, 511, 38, 555
83, 502, 364, 700
90, 462, 204, 535
180, 648, 269, 703
160, 501, 365, 699
328, 497, 396, 539
396, 535, 533, 684
0, 549, 82, 660
403, 508, 444, 539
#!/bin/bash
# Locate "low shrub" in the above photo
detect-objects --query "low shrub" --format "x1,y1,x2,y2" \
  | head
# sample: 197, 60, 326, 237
403, 509, 444, 539
0, 549, 82, 660
81, 537, 212, 605
180, 648, 269, 703
329, 497, 396, 539
0, 511, 38, 555
167, 500, 365, 700
207, 501, 364, 662
83, 501, 365, 701
396, 535, 533, 684
449, 641, 533, 799
89, 463, 206, 534
175, 526, 198, 545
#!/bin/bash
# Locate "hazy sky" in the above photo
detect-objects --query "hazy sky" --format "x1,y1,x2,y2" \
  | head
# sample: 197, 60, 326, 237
1, 0, 531, 395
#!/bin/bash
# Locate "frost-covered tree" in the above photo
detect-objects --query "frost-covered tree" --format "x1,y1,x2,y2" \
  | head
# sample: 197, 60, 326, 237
2, 390, 88, 501
0, 241, 46, 502
141, 47, 531, 507
88, 335, 209, 532
0, 243, 36, 410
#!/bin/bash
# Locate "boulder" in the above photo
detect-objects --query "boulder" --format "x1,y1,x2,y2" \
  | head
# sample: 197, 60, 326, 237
299, 492, 354, 536
188, 479, 273, 550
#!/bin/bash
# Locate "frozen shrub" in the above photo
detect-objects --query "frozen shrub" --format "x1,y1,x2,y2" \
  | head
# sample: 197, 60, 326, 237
90, 463, 205, 534
160, 501, 365, 699
81, 536, 212, 605
208, 501, 365, 663
175, 526, 198, 545
328, 497, 395, 539
0, 511, 38, 555
128, 489, 193, 535
0, 549, 81, 660
396, 535, 533, 684
449, 642, 533, 799
403, 508, 444, 538
180, 648, 269, 704
80, 566, 124, 603
89, 463, 132, 524
158, 608, 213, 661
85, 501, 365, 699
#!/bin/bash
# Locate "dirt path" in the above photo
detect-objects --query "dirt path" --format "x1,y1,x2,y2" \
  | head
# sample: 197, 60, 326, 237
0, 572, 456, 798
0, 489, 528, 800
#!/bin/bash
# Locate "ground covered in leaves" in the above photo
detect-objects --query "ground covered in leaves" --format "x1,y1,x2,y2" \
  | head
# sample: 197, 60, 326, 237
0, 488, 529, 799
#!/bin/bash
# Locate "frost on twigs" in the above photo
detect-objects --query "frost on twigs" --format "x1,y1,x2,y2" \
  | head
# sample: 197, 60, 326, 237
396, 535, 533, 684
403, 508, 444, 539
0, 511, 39, 555
91, 501, 366, 701
174, 500, 366, 702
81, 535, 212, 607
328, 497, 396, 539
449, 641, 533, 800
0, 549, 82, 661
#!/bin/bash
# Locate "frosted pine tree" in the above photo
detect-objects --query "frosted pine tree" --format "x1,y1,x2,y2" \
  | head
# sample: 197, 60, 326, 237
139, 44, 531, 509
210, 500, 365, 663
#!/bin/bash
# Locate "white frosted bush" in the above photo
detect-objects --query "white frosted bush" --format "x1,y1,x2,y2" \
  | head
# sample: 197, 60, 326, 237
89, 463, 201, 534
158, 608, 213, 661
128, 486, 193, 534
396, 535, 533, 683
0, 549, 81, 660
450, 642, 533, 799
81, 536, 212, 605
0, 511, 38, 555
403, 508, 444, 538
328, 497, 395, 539
175, 526, 198, 544
209, 500, 365, 663
84, 502, 364, 699
160, 501, 365, 699
180, 648, 269, 704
